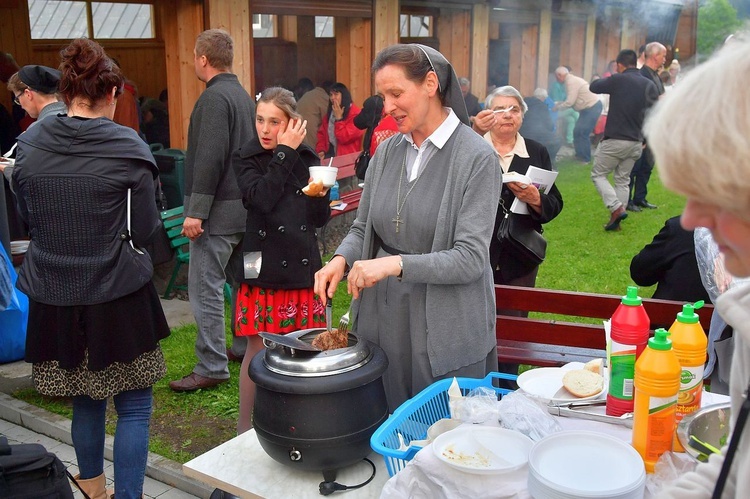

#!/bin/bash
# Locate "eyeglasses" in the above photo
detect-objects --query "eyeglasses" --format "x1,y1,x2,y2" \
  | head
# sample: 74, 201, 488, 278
13, 91, 24, 105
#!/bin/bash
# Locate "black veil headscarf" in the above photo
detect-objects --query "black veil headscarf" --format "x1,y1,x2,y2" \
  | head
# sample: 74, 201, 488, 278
412, 44, 471, 127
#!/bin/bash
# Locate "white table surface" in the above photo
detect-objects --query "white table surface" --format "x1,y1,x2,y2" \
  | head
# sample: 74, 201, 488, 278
183, 391, 730, 499
381, 390, 731, 499
183, 429, 389, 499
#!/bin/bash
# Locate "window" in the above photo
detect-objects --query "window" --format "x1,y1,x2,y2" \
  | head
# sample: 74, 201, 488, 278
28, 0, 154, 40
400, 14, 432, 38
315, 16, 334, 38
92, 3, 153, 39
29, 1, 87, 39
252, 14, 276, 38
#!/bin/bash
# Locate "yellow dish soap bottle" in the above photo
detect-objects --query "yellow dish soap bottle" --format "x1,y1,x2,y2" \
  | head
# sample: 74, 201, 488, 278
632, 328, 681, 473
669, 301, 708, 452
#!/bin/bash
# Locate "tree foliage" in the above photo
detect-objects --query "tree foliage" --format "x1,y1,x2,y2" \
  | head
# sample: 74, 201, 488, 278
698, 0, 743, 57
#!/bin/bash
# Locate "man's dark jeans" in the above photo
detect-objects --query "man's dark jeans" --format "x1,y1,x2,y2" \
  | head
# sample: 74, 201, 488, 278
573, 100, 602, 162
630, 145, 654, 205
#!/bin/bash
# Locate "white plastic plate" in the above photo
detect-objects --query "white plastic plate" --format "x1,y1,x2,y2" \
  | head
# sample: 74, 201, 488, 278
517, 364, 607, 403
432, 426, 533, 475
528, 430, 645, 497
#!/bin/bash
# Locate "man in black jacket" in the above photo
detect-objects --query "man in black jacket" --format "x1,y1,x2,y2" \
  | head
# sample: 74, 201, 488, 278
630, 216, 711, 304
589, 49, 658, 231
460, 78, 482, 119
629, 42, 666, 211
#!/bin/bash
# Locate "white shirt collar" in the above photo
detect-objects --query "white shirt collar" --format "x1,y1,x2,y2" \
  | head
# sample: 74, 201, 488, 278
404, 108, 460, 150
483, 132, 529, 172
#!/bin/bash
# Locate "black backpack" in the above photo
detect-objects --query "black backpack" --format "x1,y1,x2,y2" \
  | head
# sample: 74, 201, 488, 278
0, 435, 75, 499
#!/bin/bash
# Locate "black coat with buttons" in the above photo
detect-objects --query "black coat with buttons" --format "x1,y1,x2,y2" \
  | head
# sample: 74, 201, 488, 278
232, 138, 330, 289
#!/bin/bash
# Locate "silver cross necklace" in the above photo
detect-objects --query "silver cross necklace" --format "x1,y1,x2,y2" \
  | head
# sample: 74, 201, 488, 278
393, 150, 428, 233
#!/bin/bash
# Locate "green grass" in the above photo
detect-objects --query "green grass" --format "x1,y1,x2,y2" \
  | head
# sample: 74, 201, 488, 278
12, 157, 686, 463
537, 159, 684, 294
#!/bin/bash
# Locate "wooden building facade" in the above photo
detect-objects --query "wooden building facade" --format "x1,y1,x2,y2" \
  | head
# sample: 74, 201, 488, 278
1, 0, 698, 149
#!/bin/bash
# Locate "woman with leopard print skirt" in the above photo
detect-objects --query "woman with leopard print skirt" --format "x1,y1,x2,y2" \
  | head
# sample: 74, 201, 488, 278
12, 38, 170, 499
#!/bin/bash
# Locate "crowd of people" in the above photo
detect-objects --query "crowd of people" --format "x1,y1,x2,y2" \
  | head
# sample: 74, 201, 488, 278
2, 22, 749, 498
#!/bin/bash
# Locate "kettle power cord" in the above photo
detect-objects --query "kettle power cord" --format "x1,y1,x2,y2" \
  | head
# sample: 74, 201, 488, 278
318, 458, 376, 495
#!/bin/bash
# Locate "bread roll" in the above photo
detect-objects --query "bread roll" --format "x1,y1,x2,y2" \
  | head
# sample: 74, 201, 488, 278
302, 179, 324, 196
584, 358, 604, 376
562, 369, 604, 398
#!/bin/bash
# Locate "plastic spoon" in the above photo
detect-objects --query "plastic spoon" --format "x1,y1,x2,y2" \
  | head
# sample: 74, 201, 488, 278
2, 142, 17, 158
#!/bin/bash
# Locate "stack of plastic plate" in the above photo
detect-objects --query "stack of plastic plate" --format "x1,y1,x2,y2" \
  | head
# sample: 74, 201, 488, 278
527, 430, 645, 499
10, 240, 29, 255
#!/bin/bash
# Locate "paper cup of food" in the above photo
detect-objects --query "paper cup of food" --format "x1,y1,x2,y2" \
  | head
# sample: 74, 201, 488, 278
309, 166, 338, 188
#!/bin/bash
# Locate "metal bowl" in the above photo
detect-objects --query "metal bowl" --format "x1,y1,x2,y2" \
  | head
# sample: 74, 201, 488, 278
677, 403, 731, 461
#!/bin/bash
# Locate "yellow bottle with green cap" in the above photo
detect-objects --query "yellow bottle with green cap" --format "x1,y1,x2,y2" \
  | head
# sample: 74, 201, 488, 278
669, 301, 708, 452
632, 328, 681, 473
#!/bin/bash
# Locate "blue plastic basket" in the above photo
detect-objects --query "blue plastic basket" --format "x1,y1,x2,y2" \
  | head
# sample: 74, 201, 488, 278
370, 372, 517, 477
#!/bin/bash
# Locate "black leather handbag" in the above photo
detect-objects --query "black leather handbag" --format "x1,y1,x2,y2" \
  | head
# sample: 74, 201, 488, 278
354, 149, 371, 180
497, 201, 547, 265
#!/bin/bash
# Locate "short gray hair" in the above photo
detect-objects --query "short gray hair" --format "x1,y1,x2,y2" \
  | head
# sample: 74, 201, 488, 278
484, 85, 527, 114
645, 41, 750, 215
533, 87, 548, 100
459, 77, 470, 87
555, 66, 569, 77
645, 42, 666, 59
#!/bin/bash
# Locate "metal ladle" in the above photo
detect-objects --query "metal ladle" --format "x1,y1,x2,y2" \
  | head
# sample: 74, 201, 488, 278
258, 332, 321, 352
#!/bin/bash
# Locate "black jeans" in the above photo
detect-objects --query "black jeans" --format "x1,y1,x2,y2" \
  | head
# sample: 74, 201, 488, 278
629, 145, 654, 205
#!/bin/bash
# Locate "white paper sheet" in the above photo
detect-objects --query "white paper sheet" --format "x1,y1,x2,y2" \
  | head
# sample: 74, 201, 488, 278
509, 165, 559, 214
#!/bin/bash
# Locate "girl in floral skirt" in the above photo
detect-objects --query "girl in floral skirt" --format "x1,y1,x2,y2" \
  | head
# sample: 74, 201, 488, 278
232, 87, 331, 433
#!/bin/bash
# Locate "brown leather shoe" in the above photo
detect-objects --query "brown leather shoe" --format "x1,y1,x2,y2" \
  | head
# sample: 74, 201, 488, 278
604, 206, 628, 231
169, 372, 227, 392
226, 347, 244, 363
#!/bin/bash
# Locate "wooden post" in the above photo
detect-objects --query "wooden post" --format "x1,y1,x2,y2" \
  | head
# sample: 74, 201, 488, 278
0, 0, 33, 113
295, 16, 315, 80
620, 15, 637, 55
520, 24, 539, 96
373, 0, 399, 58
334, 17, 371, 106
471, 3, 489, 101
159, 0, 204, 150
537, 9, 552, 91
583, 13, 596, 81
205, 0, 255, 94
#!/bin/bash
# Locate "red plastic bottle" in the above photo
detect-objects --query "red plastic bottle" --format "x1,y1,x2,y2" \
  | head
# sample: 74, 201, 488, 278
606, 286, 650, 417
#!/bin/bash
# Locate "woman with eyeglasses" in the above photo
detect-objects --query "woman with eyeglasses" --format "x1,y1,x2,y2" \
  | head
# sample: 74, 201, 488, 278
473, 86, 563, 297
314, 44, 501, 412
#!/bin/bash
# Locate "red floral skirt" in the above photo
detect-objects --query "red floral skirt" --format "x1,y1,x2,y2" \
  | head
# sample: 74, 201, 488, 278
235, 284, 326, 336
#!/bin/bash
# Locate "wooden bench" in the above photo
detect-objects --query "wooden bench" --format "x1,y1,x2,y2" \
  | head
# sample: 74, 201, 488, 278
494, 284, 714, 368
318, 151, 363, 254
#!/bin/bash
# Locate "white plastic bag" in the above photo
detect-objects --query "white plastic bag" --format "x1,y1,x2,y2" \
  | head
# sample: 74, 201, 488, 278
497, 391, 562, 441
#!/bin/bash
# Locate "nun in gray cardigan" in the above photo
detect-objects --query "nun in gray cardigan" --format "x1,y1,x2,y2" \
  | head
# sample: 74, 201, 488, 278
314, 44, 501, 411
